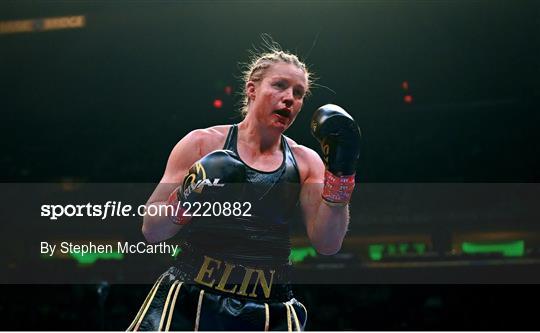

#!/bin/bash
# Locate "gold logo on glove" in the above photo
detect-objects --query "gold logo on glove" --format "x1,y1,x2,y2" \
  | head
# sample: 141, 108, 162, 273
321, 140, 330, 164
183, 162, 206, 195
182, 163, 225, 198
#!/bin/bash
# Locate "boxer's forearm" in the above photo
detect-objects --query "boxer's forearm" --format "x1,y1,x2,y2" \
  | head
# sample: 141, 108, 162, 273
142, 202, 183, 243
308, 104, 360, 255
308, 201, 350, 255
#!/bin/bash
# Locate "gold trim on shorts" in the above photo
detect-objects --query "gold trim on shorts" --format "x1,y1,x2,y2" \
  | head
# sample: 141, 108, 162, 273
264, 303, 270, 331
127, 273, 166, 331
194, 289, 205, 331
165, 281, 183, 331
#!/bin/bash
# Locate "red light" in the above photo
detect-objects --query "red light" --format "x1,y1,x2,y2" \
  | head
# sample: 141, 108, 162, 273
213, 99, 223, 109
402, 81, 409, 91
224, 86, 233, 95
404, 95, 413, 104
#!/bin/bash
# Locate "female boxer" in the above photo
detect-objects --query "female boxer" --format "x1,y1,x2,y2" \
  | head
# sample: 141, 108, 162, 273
128, 44, 360, 331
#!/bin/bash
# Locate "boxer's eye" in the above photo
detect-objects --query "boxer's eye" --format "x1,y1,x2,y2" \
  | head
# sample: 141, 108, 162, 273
273, 81, 287, 89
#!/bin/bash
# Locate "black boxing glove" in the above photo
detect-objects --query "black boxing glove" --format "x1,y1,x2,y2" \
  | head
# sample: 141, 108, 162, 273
167, 150, 247, 224
310, 104, 361, 205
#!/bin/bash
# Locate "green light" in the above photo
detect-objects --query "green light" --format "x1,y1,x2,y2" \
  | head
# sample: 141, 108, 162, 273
387, 244, 397, 256
399, 243, 409, 254
369, 244, 384, 261
462, 240, 524, 257
369, 243, 428, 261
289, 247, 317, 263
70, 251, 124, 265
413, 243, 426, 255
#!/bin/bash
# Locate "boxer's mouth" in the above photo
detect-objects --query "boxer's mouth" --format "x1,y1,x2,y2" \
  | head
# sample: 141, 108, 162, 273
274, 108, 291, 118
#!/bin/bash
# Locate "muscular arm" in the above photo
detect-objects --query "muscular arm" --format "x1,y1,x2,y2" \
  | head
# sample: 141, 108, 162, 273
297, 147, 350, 255
142, 130, 206, 243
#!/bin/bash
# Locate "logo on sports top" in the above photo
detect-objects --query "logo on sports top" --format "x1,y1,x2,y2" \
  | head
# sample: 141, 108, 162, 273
182, 162, 225, 198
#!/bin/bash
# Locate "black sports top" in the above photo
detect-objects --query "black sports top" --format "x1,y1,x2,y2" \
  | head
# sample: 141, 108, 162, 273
223, 124, 301, 186
173, 125, 302, 301
222, 123, 301, 226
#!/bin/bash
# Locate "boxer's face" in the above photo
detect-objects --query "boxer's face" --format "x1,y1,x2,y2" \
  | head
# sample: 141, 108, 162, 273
247, 62, 308, 131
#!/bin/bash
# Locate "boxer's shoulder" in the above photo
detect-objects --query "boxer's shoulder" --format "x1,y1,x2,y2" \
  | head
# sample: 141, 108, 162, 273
200, 125, 231, 137
182, 125, 232, 156
284, 136, 324, 183
164, 125, 233, 182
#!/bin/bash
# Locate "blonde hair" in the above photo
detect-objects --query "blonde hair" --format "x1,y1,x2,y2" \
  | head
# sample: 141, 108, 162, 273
240, 36, 313, 117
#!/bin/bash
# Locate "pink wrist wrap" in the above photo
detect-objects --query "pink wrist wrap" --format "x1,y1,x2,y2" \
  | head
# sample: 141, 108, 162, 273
322, 170, 356, 205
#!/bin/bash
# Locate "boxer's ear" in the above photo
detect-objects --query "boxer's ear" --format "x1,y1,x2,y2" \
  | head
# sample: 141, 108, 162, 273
246, 81, 256, 101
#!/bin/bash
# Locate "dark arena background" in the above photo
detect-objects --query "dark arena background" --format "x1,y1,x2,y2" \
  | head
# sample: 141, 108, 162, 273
1, 1, 540, 331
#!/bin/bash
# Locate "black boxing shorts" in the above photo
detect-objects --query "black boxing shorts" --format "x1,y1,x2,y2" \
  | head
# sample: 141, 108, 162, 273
127, 266, 307, 331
